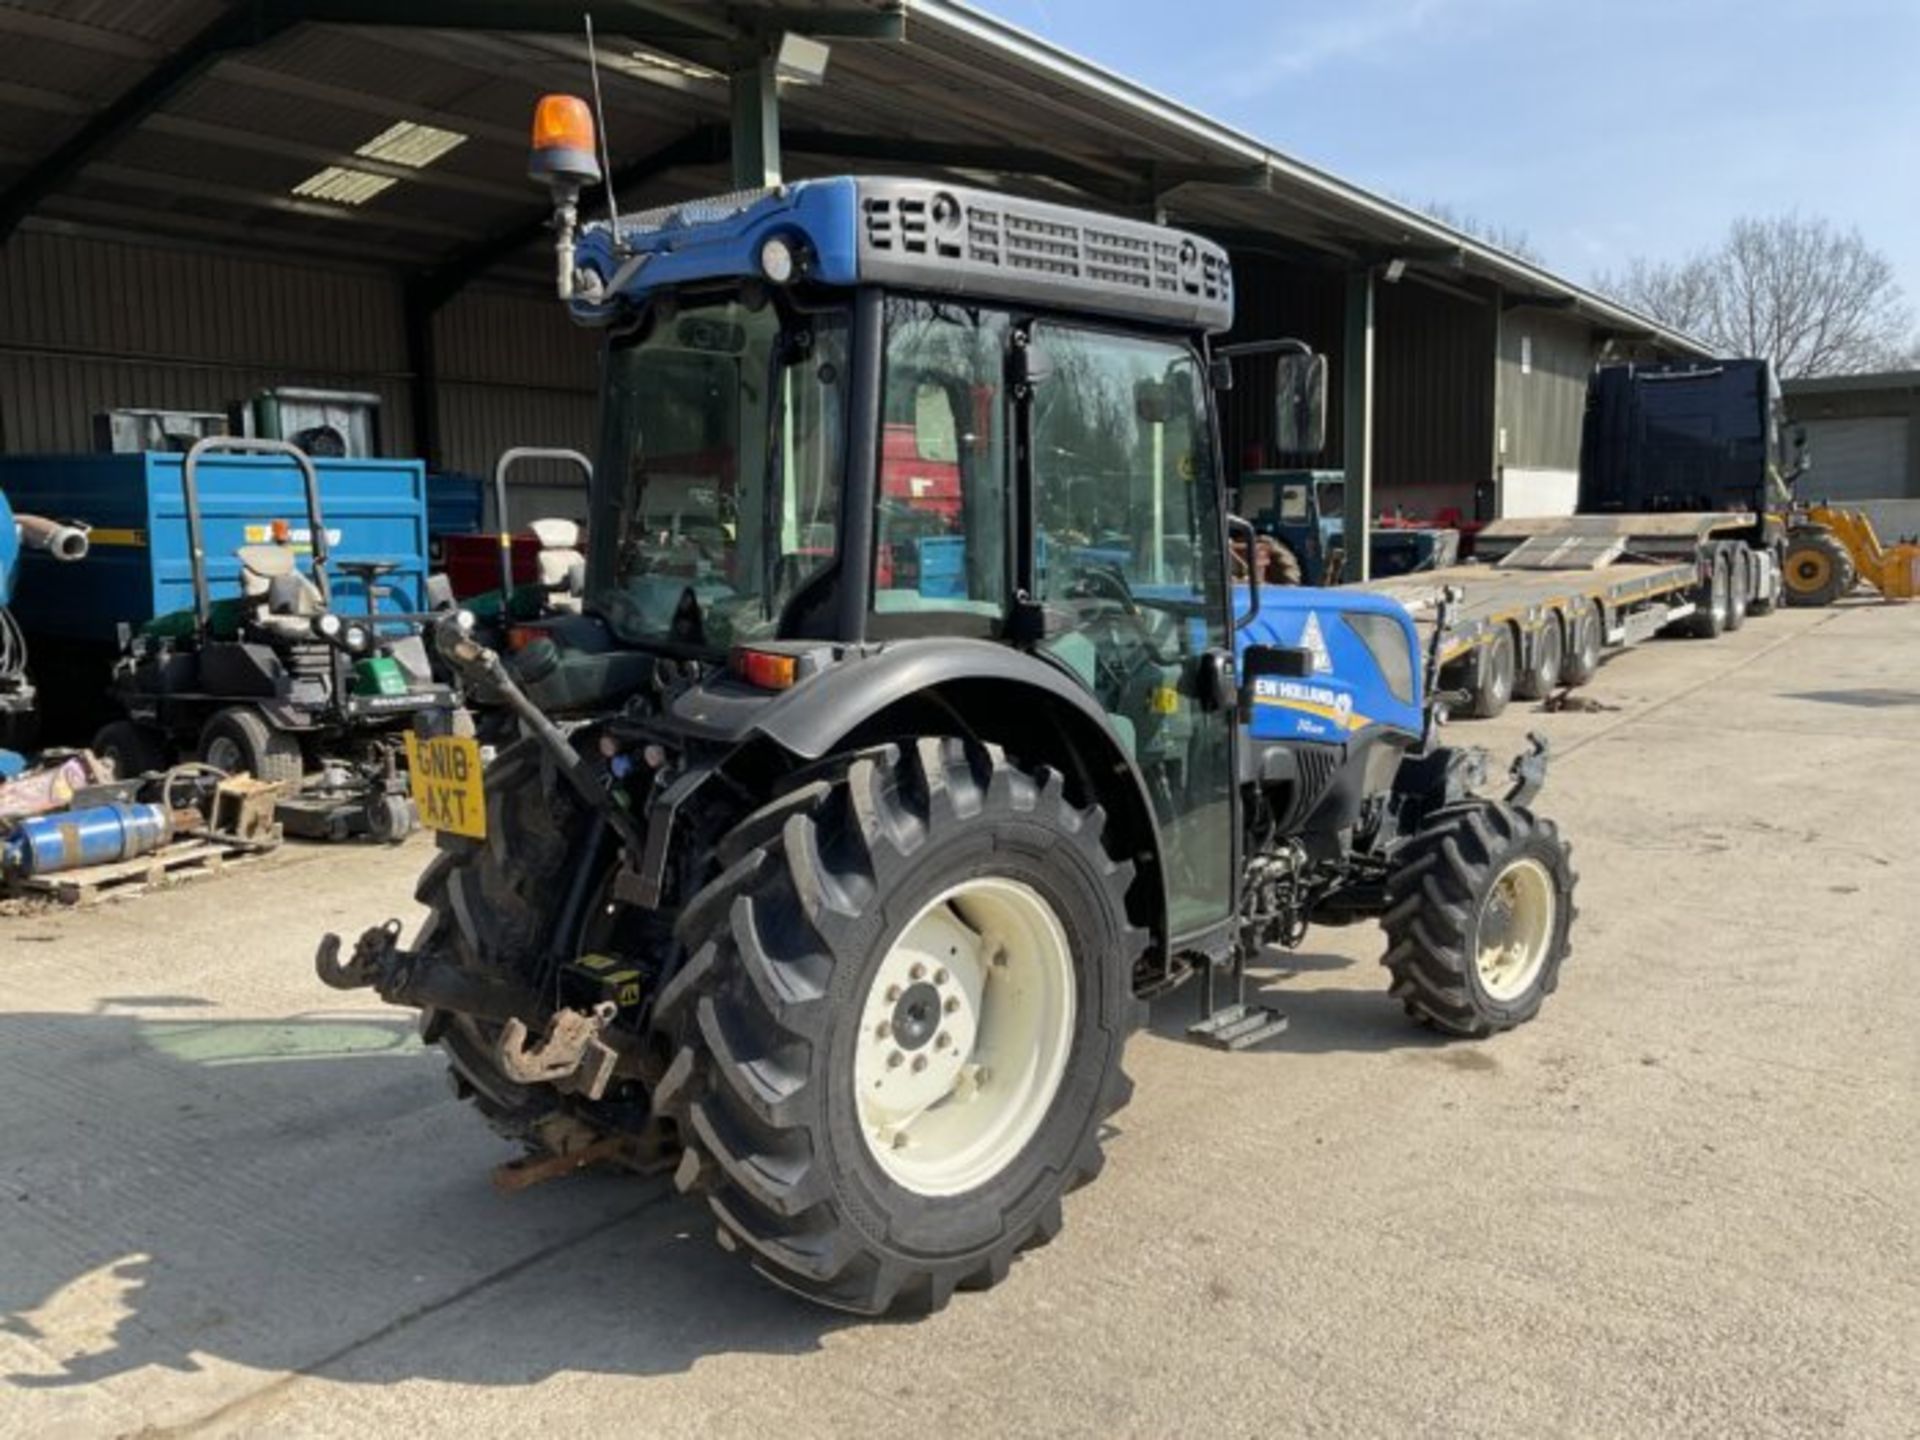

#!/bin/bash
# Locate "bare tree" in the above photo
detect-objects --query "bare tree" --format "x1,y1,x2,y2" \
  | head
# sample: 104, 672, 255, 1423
1598, 215, 1918, 377
1401, 198, 1543, 264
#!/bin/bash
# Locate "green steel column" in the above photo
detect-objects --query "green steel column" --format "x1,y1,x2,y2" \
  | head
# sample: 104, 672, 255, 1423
1343, 267, 1375, 582
729, 52, 781, 189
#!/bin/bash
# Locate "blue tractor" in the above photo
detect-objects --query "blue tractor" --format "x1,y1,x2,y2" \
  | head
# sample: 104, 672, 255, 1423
322, 104, 1576, 1316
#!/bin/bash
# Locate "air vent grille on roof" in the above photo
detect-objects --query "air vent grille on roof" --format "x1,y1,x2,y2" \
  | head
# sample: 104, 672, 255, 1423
858, 180, 1233, 332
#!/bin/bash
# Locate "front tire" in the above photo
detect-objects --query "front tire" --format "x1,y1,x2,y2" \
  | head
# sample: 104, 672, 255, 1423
1783, 531, 1849, 608
652, 738, 1146, 1315
1381, 803, 1576, 1037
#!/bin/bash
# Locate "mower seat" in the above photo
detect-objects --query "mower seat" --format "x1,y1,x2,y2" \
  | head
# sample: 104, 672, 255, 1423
528, 518, 586, 611
237, 544, 324, 637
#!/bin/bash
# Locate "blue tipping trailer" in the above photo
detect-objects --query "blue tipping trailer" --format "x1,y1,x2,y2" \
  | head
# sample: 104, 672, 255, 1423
0, 451, 430, 646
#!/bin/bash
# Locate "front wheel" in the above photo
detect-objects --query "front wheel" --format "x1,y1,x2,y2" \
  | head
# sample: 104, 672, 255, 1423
1381, 802, 1576, 1037
652, 738, 1146, 1315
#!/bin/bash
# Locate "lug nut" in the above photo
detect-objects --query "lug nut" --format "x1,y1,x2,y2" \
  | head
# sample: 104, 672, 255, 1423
911, 1055, 928, 1073
935, 1032, 951, 1050
909, 962, 926, 980
885, 984, 902, 1002
933, 967, 949, 985
943, 996, 960, 1014
875, 1022, 890, 1040
887, 1051, 904, 1069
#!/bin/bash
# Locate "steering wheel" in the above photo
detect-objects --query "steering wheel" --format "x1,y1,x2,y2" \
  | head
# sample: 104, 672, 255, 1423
1063, 563, 1139, 615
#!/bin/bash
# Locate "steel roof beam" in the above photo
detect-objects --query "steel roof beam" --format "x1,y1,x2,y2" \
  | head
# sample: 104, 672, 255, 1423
0, 5, 296, 244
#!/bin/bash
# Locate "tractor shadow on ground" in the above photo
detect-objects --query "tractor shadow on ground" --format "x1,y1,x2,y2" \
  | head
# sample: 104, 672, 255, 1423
1142, 949, 1454, 1057
0, 1005, 849, 1406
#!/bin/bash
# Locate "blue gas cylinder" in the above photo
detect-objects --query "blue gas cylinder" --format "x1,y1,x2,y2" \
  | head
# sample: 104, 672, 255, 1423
2, 802, 173, 876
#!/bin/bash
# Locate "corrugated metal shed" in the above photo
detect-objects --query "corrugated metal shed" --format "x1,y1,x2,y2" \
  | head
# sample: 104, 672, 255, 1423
0, 0, 1709, 531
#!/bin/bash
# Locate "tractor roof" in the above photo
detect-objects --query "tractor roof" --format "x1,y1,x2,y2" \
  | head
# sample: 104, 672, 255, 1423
571, 176, 1233, 334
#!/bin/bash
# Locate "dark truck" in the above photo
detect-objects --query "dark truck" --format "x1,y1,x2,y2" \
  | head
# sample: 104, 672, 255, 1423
1365, 358, 1794, 718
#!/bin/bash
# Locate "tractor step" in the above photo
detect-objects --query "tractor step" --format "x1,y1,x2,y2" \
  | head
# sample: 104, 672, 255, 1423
1188, 1001, 1290, 1050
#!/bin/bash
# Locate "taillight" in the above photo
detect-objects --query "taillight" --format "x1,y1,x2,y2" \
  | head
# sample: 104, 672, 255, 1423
731, 647, 798, 690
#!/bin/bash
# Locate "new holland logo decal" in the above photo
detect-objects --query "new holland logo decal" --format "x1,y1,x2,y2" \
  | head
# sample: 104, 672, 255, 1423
1299, 610, 1334, 674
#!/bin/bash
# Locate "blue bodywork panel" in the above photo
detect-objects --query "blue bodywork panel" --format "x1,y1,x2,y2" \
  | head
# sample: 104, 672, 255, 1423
571, 180, 861, 324
0, 487, 19, 608
0, 452, 430, 645
1235, 585, 1425, 744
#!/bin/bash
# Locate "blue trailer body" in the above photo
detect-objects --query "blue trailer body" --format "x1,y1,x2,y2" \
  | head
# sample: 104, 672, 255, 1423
0, 486, 19, 607
0, 452, 429, 645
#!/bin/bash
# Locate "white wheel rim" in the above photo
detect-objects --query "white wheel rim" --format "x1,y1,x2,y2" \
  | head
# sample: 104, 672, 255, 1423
854, 877, 1076, 1197
1475, 857, 1556, 1002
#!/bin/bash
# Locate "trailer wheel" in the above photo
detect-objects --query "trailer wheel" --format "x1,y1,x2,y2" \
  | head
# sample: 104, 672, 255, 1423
1560, 602, 1604, 687
653, 738, 1146, 1315
1464, 627, 1515, 719
1684, 551, 1730, 638
1382, 802, 1576, 1038
1749, 544, 1782, 615
198, 706, 305, 785
93, 720, 171, 780
1783, 531, 1849, 608
1513, 618, 1564, 701
1724, 548, 1749, 632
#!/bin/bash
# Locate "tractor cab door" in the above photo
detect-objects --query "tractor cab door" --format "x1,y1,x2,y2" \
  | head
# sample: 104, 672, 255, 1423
1024, 322, 1238, 939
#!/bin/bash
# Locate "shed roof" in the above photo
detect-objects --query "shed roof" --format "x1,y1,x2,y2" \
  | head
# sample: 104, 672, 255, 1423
0, 0, 1705, 352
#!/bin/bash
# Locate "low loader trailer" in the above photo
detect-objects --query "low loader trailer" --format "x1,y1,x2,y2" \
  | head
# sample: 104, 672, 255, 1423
1355, 358, 1800, 717
1368, 510, 1778, 717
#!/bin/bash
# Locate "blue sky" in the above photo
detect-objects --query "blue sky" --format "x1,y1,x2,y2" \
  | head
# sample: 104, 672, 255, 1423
979, 0, 1920, 296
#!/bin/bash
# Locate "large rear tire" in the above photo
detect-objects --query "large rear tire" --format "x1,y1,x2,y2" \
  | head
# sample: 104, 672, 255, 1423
409, 737, 608, 1158
652, 737, 1146, 1315
198, 706, 304, 785
1381, 802, 1576, 1038
1783, 531, 1849, 608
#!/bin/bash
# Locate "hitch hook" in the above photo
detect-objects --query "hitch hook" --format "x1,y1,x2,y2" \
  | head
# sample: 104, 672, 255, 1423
494, 1001, 621, 1100
1503, 731, 1552, 808
316, 918, 404, 990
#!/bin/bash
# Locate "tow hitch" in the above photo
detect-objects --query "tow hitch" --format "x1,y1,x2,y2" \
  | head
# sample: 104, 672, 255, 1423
314, 920, 626, 1099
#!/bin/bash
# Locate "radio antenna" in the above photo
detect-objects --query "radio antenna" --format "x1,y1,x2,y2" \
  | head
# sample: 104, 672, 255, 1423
583, 14, 621, 240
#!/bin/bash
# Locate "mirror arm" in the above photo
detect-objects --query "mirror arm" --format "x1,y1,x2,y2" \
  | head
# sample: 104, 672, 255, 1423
1228, 514, 1262, 630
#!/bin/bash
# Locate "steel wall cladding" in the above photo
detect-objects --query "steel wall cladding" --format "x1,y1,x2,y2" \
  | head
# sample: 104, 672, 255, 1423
0, 230, 410, 453
0, 231, 602, 506
1498, 306, 1595, 471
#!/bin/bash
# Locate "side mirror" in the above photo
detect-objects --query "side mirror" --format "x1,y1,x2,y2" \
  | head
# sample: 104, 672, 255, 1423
1275, 352, 1328, 454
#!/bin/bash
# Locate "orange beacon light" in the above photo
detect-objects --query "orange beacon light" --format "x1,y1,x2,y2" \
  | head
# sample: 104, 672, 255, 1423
528, 94, 602, 191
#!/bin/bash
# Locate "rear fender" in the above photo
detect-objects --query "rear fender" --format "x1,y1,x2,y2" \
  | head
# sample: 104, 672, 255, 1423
723, 639, 1170, 944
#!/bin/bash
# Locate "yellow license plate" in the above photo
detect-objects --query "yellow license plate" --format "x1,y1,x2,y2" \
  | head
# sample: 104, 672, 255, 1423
404, 732, 486, 839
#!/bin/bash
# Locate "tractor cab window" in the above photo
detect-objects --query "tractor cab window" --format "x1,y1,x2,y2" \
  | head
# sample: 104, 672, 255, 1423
1027, 322, 1234, 935
595, 292, 848, 651
871, 299, 1011, 629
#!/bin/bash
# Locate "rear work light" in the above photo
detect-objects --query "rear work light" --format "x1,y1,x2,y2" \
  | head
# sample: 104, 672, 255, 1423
731, 647, 798, 690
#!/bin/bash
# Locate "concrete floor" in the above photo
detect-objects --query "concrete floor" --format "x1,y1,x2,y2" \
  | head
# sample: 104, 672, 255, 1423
3, 599, 1916, 1438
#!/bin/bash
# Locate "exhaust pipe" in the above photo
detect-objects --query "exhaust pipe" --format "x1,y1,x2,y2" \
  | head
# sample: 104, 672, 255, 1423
16, 513, 90, 562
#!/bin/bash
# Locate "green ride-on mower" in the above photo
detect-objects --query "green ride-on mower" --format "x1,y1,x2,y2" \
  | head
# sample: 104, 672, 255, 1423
318, 99, 1577, 1315
94, 436, 459, 842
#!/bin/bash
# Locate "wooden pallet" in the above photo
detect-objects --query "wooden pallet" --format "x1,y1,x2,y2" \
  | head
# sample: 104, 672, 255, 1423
5, 838, 272, 907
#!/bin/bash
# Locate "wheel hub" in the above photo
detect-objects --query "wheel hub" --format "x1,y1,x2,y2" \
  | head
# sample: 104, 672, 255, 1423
890, 981, 944, 1050
1475, 857, 1556, 1002
854, 877, 1075, 1197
